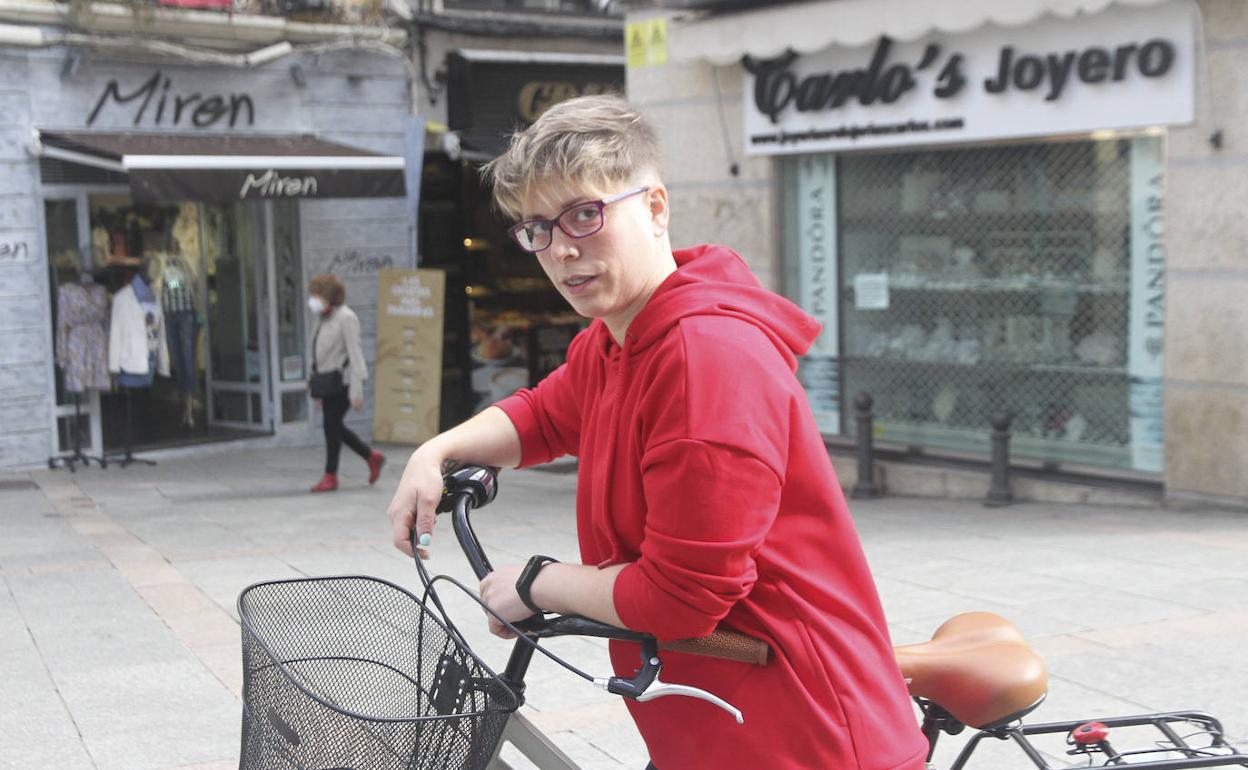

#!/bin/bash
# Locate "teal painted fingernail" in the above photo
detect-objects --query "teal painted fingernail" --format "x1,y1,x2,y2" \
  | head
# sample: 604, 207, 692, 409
419, 533, 432, 547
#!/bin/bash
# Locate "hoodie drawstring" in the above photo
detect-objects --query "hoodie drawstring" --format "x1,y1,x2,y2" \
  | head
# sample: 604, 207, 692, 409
593, 335, 633, 566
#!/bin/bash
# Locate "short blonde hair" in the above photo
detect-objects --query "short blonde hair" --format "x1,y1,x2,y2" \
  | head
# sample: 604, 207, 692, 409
308, 273, 345, 307
483, 94, 662, 220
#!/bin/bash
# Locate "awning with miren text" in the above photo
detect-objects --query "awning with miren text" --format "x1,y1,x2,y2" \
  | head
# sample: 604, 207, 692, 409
35, 130, 406, 202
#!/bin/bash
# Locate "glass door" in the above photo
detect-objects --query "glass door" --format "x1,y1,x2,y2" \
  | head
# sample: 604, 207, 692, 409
268, 201, 311, 427
202, 202, 272, 431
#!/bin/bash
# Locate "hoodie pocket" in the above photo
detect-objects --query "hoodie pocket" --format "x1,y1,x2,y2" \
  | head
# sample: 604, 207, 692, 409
777, 583, 848, 728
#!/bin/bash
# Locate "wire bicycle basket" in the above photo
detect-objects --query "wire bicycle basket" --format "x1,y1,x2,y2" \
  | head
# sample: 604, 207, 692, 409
237, 576, 518, 770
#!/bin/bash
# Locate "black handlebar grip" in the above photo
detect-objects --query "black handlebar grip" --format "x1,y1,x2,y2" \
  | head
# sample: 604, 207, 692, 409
452, 494, 494, 580
437, 465, 499, 512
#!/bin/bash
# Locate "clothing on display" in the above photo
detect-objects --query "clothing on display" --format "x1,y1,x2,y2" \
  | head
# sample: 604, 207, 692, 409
152, 253, 200, 426
165, 310, 199, 394
109, 273, 171, 384
133, 273, 158, 316
55, 282, 111, 392
155, 254, 198, 315
117, 352, 158, 388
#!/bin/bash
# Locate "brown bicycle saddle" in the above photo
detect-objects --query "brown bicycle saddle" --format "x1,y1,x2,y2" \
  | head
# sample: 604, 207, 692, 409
894, 611, 1048, 729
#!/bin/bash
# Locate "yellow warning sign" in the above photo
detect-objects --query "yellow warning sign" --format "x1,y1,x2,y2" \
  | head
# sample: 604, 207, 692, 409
626, 17, 668, 68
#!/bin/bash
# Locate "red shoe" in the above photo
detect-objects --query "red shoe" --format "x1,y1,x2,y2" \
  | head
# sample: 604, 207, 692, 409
311, 473, 338, 493
367, 451, 386, 485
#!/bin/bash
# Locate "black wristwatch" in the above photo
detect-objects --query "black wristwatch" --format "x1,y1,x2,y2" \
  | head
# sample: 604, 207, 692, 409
516, 555, 559, 615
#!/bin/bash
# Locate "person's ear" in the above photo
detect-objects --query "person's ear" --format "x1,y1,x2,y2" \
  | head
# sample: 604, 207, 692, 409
648, 184, 670, 237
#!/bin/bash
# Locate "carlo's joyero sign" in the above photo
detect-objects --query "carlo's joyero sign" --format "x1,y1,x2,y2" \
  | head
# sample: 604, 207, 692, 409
742, 1, 1195, 154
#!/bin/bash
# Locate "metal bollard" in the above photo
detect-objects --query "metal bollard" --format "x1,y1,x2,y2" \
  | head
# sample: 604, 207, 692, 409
851, 392, 880, 499
985, 410, 1014, 507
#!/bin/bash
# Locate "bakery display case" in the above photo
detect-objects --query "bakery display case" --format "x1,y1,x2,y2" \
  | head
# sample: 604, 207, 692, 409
419, 155, 587, 427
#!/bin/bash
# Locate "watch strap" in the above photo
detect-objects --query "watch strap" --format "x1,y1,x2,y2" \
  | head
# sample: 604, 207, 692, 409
516, 554, 559, 615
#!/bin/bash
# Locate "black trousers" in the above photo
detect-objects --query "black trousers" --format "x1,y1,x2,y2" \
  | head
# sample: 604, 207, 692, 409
322, 389, 371, 474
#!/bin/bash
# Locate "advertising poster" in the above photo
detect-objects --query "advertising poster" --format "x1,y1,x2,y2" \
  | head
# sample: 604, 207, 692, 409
373, 268, 445, 445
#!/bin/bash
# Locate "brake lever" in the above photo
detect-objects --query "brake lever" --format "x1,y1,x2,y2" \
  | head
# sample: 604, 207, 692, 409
593, 639, 744, 724
633, 677, 744, 724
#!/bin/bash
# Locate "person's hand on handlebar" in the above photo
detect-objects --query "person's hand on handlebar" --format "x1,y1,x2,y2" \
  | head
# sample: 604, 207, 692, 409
386, 447, 445, 559
480, 557, 630, 638
479, 563, 532, 639
386, 407, 524, 559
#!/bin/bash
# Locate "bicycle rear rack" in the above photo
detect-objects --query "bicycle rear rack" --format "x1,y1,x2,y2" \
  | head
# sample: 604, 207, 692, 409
940, 710, 1248, 770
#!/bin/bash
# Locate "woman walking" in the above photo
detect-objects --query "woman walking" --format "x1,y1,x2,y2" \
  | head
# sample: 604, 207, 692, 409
307, 273, 385, 492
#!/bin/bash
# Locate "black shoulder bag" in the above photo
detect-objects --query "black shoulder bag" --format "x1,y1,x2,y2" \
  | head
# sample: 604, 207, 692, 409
308, 322, 349, 398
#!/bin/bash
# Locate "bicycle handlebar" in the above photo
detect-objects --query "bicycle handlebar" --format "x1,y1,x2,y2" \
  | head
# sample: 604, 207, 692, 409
420, 464, 757, 723
424, 465, 653, 643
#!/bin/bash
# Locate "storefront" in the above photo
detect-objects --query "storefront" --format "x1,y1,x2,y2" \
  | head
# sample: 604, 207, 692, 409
631, 0, 1248, 501
0, 47, 411, 468
761, 2, 1191, 475
421, 50, 624, 423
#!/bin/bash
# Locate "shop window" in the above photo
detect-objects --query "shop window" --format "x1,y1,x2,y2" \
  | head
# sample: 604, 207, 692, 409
273, 200, 306, 385
282, 391, 309, 424
202, 203, 263, 386
46, 196, 103, 457
89, 196, 211, 448
212, 391, 251, 423
786, 136, 1164, 472
46, 199, 83, 416
55, 190, 290, 450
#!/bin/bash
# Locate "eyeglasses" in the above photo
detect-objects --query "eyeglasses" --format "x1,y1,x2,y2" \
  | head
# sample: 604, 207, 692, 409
507, 187, 650, 253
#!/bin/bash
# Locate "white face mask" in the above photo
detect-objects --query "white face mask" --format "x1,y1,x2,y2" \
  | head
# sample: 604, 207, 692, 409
308, 296, 326, 314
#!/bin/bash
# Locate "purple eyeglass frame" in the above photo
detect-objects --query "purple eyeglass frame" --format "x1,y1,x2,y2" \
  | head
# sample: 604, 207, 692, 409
507, 186, 650, 253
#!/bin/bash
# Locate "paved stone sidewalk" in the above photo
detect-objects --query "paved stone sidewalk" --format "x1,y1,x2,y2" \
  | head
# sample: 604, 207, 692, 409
2, 444, 1247, 769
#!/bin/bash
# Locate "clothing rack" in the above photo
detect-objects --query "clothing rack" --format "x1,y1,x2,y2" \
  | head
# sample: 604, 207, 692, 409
104, 387, 157, 469
47, 391, 107, 472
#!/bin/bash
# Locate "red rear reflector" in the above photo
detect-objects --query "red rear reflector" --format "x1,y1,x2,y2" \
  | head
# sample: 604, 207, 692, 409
1071, 721, 1110, 745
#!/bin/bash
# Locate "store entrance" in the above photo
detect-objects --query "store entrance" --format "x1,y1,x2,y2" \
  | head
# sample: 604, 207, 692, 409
89, 196, 276, 450
44, 189, 299, 456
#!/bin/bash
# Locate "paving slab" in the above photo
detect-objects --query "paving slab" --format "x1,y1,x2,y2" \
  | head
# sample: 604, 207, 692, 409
54, 660, 240, 770
0, 639, 98, 770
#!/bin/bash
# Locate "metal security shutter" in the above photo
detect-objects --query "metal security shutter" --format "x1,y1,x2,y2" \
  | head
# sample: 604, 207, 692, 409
830, 137, 1148, 470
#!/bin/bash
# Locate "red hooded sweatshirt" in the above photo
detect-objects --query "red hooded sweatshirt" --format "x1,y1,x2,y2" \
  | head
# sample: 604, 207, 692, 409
496, 245, 926, 770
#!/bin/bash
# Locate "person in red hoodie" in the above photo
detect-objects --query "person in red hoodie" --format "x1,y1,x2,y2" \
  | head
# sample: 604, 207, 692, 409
386, 95, 927, 770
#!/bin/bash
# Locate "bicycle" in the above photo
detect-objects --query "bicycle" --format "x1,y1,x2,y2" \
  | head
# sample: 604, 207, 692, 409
236, 465, 1248, 770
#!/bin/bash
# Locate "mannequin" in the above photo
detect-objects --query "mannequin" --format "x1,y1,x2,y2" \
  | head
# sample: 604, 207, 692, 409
56, 265, 111, 392
107, 260, 170, 466
50, 256, 109, 470
152, 251, 200, 429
